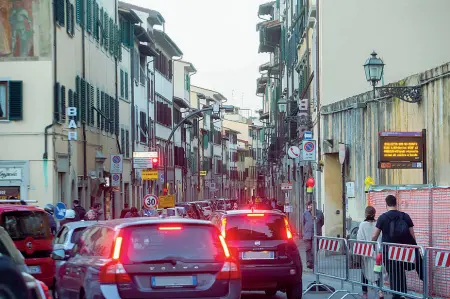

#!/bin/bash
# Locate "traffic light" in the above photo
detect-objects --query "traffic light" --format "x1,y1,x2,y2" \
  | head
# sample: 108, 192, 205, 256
151, 158, 159, 168
163, 188, 168, 195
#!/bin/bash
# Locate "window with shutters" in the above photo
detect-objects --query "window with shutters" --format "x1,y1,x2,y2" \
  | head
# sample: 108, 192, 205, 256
120, 18, 133, 48
114, 99, 119, 135
109, 18, 114, 55
56, 0, 65, 27
125, 130, 130, 158
80, 79, 86, 123
109, 96, 114, 133
120, 128, 125, 155
124, 72, 129, 100
99, 8, 103, 45
96, 88, 100, 128
66, 0, 75, 36
100, 92, 105, 130
53, 83, 60, 121
105, 94, 110, 132
76, 0, 83, 26
75, 76, 80, 123
139, 111, 147, 143
93, 1, 99, 40
103, 11, 108, 51
61, 85, 67, 122
89, 84, 94, 126
86, 0, 92, 33
68, 89, 74, 109
0, 81, 23, 121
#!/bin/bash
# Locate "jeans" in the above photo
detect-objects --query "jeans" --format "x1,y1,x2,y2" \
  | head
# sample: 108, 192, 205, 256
305, 239, 314, 266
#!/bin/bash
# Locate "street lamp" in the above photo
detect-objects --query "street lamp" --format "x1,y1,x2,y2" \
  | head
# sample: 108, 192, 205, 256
363, 51, 421, 103
277, 99, 287, 113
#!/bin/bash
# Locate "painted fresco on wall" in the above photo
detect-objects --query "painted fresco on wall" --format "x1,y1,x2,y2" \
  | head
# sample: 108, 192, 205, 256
0, 0, 35, 57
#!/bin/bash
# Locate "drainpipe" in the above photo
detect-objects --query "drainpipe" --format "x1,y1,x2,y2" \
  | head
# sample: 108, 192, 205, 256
315, 0, 321, 210
81, 0, 87, 183
131, 45, 136, 195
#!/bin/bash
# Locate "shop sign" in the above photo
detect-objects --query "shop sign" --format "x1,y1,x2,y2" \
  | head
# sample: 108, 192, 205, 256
158, 194, 175, 208
67, 107, 78, 141
0, 168, 22, 180
0, 186, 20, 200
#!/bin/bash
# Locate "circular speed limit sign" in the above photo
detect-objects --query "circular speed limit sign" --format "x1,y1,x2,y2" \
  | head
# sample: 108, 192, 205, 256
143, 194, 158, 209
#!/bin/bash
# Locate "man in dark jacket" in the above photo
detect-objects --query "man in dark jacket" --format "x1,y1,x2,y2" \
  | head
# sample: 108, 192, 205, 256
73, 200, 86, 221
303, 200, 324, 269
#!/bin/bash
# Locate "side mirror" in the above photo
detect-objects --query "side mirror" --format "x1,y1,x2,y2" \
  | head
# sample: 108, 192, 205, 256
51, 249, 67, 260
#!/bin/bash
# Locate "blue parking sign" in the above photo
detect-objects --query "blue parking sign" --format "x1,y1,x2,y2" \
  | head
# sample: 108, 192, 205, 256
54, 202, 67, 220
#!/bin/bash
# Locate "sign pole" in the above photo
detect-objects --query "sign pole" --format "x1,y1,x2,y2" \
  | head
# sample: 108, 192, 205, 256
339, 143, 346, 238
422, 129, 427, 184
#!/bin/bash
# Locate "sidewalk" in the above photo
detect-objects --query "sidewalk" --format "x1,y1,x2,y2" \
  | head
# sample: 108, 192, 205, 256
295, 238, 392, 299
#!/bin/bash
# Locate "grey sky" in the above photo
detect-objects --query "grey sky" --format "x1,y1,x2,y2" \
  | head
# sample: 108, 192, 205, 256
126, 0, 270, 114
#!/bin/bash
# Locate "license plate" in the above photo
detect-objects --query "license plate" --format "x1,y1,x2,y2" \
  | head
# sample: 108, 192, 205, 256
29, 266, 41, 274
242, 251, 275, 260
152, 276, 197, 287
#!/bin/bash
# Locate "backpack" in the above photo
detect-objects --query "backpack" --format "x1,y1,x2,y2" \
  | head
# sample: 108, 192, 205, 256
389, 213, 410, 241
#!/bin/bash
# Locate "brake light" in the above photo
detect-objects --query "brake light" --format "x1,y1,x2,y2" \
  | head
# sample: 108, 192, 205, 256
112, 237, 123, 260
247, 213, 264, 217
219, 235, 230, 258
216, 261, 241, 280
221, 218, 227, 238
99, 260, 132, 284
284, 218, 293, 239
158, 226, 182, 231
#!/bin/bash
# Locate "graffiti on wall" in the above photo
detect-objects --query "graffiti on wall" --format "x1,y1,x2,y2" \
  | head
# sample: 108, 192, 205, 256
0, 0, 36, 57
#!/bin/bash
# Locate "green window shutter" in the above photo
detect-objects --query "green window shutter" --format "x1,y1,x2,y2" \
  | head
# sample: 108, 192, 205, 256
61, 85, 66, 122
86, 0, 92, 33
125, 130, 130, 157
105, 94, 110, 132
68, 89, 74, 108
128, 21, 133, 48
76, 0, 82, 25
75, 76, 80, 123
80, 79, 86, 122
109, 18, 114, 55
93, 1, 99, 39
109, 96, 114, 133
66, 0, 71, 35
54, 82, 60, 121
124, 72, 128, 99
115, 99, 119, 135
89, 84, 94, 126
115, 25, 121, 58
120, 70, 124, 97
99, 8, 104, 45
8, 81, 23, 121
100, 92, 105, 130
55, 0, 65, 27
96, 88, 100, 128
104, 12, 109, 51
120, 128, 125, 154
203, 134, 209, 149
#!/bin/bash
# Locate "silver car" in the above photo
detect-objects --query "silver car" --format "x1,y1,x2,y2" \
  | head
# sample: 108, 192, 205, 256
52, 221, 96, 298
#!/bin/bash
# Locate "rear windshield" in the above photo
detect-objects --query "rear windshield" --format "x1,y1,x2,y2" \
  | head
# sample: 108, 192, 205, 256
2, 211, 50, 240
225, 214, 287, 241
71, 227, 87, 243
122, 224, 226, 263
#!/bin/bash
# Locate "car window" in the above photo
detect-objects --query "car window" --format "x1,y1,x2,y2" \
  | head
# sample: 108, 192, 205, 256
54, 227, 68, 244
71, 227, 87, 244
2, 211, 50, 240
91, 227, 115, 257
225, 214, 288, 241
122, 225, 226, 263
72, 227, 100, 256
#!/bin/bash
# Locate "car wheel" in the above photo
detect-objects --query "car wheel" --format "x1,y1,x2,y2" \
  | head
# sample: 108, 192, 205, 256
265, 289, 278, 297
0, 256, 29, 299
286, 282, 302, 299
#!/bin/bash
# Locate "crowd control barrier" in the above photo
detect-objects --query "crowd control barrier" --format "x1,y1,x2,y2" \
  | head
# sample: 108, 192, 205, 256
303, 236, 450, 299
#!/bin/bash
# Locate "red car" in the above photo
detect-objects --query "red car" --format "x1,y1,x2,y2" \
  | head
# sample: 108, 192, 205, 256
0, 204, 55, 287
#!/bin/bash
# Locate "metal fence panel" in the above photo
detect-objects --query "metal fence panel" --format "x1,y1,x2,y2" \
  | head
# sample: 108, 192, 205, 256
425, 247, 450, 299
315, 236, 348, 281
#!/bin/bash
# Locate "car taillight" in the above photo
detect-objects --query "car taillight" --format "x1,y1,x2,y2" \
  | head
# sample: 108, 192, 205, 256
38, 281, 51, 299
158, 226, 182, 231
99, 260, 132, 284
216, 261, 240, 280
284, 218, 293, 239
112, 236, 123, 260
221, 218, 227, 238
219, 235, 230, 258
247, 213, 264, 217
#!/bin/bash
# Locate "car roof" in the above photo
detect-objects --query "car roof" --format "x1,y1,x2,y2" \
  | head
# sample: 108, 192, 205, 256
62, 220, 98, 230
93, 217, 213, 230
222, 209, 286, 216
0, 204, 45, 213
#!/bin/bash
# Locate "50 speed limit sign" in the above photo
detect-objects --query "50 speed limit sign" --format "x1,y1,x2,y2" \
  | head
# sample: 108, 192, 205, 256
143, 194, 158, 209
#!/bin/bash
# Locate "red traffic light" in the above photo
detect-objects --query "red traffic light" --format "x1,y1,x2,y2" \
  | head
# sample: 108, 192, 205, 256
306, 177, 315, 188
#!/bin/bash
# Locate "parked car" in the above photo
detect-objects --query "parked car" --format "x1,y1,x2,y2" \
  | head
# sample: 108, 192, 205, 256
0, 226, 49, 299
210, 209, 302, 299
0, 204, 54, 287
175, 203, 203, 219
52, 220, 96, 298
192, 201, 213, 219
52, 218, 242, 298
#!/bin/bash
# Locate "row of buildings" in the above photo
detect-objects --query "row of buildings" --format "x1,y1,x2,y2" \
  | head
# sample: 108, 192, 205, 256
256, 0, 450, 234
0, 0, 264, 217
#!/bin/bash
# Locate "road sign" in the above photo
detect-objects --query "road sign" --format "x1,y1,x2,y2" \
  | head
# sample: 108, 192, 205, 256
110, 154, 123, 174
158, 194, 175, 208
111, 174, 121, 186
133, 152, 158, 169
54, 202, 67, 220
339, 143, 346, 164
281, 183, 293, 190
304, 131, 313, 140
287, 146, 300, 159
143, 194, 158, 209
142, 169, 158, 180
302, 140, 316, 161
159, 173, 164, 183
200, 171, 207, 176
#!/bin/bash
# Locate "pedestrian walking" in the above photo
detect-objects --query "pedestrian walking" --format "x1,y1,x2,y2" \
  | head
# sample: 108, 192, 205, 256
357, 206, 384, 299
303, 200, 324, 269
372, 195, 419, 299
124, 207, 139, 218
73, 200, 86, 221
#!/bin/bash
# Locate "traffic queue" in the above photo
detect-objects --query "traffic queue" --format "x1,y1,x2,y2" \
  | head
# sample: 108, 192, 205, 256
0, 196, 302, 299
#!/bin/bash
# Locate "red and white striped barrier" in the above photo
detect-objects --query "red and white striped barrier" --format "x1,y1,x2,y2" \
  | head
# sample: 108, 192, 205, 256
353, 242, 375, 257
435, 251, 450, 268
319, 239, 341, 252
388, 246, 415, 263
